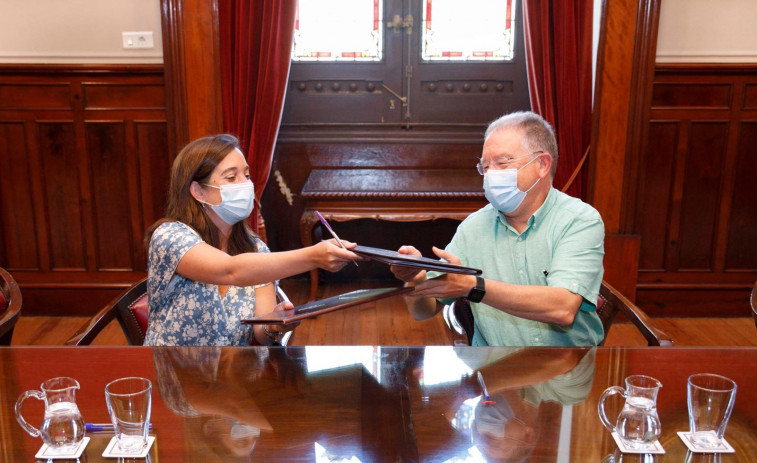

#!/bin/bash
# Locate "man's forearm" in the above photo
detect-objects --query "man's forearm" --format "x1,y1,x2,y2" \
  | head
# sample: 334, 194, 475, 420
481, 280, 582, 326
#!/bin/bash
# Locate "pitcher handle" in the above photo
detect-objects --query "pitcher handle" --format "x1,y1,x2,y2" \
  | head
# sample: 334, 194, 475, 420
597, 386, 626, 434
15, 389, 44, 437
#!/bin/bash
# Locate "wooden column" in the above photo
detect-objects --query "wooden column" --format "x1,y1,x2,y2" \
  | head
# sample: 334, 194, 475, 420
161, 0, 224, 157
589, 0, 661, 299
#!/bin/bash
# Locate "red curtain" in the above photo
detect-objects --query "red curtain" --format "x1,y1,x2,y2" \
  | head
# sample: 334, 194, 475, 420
522, 0, 593, 199
218, 0, 297, 234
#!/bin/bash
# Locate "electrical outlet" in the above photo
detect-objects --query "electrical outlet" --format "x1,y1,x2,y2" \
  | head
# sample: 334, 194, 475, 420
122, 31, 154, 49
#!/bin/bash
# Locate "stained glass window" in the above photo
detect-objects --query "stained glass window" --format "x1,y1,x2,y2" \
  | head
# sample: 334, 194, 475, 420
293, 0, 383, 62
422, 0, 515, 61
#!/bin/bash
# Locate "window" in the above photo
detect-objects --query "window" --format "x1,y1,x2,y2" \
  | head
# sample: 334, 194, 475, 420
421, 0, 515, 61
293, 0, 383, 61
282, 0, 529, 128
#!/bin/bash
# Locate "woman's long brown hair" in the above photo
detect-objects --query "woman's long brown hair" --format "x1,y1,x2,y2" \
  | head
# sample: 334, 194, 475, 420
145, 134, 259, 255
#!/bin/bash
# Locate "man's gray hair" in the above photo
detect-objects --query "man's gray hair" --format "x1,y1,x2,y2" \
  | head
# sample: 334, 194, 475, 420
484, 111, 558, 177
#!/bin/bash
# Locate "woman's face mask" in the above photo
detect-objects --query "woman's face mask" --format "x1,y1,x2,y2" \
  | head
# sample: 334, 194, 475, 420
483, 155, 541, 213
199, 180, 255, 225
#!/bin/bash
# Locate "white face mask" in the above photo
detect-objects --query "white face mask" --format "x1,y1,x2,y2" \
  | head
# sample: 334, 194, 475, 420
483, 155, 540, 213
198, 180, 255, 225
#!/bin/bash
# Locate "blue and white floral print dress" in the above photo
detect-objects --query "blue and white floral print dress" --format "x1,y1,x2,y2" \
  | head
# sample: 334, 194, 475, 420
144, 221, 269, 346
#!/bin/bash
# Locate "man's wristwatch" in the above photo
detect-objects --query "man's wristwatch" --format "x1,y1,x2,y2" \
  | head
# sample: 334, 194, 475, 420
466, 276, 486, 303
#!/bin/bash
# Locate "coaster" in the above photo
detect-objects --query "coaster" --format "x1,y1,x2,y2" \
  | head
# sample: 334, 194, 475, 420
611, 432, 666, 454
102, 436, 155, 458
35, 437, 90, 459
678, 431, 735, 453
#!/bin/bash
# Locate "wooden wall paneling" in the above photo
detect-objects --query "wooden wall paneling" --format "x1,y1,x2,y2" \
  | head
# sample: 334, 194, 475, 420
0, 122, 39, 270
38, 121, 87, 271
635, 65, 757, 316
678, 121, 728, 270
664, 118, 689, 273
0, 65, 168, 315
85, 122, 134, 270
636, 121, 677, 271
136, 121, 170, 262
26, 118, 51, 273
725, 121, 757, 269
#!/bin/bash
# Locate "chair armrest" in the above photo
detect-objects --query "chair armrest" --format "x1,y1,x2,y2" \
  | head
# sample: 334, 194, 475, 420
617, 295, 674, 347
64, 303, 118, 346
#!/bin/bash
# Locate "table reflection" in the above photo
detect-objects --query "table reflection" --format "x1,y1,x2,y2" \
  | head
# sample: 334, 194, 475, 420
152, 346, 595, 462
413, 347, 595, 462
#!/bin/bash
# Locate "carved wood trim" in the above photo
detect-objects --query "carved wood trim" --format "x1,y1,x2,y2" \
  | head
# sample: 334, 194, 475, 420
160, 0, 187, 157
589, 0, 661, 234
160, 0, 223, 157
621, 0, 661, 233
0, 64, 164, 75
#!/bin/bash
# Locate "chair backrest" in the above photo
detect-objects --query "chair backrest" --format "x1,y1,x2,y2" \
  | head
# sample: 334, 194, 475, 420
599, 280, 674, 346
443, 299, 474, 346
443, 280, 673, 346
66, 278, 294, 346
751, 281, 757, 331
65, 278, 148, 346
0, 267, 22, 345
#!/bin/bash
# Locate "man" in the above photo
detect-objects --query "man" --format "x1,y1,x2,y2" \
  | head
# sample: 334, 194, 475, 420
391, 111, 604, 346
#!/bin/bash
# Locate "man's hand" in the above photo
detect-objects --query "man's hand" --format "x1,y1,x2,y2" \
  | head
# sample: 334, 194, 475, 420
390, 245, 427, 283
410, 247, 478, 299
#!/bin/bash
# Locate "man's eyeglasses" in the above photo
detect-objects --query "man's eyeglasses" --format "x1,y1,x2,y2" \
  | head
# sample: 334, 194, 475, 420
476, 151, 543, 175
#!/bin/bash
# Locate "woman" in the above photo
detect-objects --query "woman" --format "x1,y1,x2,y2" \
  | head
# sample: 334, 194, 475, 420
144, 134, 357, 346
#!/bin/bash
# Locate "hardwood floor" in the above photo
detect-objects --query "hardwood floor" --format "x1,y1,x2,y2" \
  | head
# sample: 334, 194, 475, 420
9, 279, 757, 347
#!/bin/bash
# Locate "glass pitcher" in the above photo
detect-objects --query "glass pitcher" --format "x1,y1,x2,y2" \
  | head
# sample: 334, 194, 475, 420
15, 377, 86, 450
598, 375, 662, 449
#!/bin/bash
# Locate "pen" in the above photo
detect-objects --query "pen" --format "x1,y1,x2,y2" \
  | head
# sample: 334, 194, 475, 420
86, 423, 154, 432
314, 210, 359, 268
477, 371, 496, 405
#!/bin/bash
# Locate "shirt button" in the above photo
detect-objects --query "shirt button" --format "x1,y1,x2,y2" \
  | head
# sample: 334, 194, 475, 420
519, 270, 524, 274
517, 237, 522, 242
534, 338, 540, 343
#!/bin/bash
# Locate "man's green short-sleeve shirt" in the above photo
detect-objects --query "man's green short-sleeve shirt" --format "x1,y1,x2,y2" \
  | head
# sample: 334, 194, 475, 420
444, 188, 605, 346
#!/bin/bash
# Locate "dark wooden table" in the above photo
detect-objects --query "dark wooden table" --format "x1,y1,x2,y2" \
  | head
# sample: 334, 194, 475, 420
1, 346, 756, 462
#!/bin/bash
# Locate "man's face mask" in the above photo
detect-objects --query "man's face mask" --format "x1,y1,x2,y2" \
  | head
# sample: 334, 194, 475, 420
483, 154, 541, 213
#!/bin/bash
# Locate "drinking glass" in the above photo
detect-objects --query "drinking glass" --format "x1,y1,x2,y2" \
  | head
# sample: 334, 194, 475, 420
105, 377, 152, 453
687, 373, 736, 449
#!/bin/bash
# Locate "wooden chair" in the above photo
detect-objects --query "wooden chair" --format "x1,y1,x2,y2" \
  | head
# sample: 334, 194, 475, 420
0, 267, 22, 345
65, 278, 294, 346
751, 281, 757, 331
66, 278, 148, 345
443, 280, 673, 346
598, 280, 673, 346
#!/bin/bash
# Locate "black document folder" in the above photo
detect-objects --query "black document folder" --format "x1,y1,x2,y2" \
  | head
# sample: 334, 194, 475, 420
241, 287, 413, 325
352, 245, 482, 275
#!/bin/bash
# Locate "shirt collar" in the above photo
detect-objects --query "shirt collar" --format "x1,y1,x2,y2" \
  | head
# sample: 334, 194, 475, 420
494, 187, 557, 232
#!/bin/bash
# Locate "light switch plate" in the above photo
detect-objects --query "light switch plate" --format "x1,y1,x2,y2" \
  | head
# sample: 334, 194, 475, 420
122, 31, 154, 49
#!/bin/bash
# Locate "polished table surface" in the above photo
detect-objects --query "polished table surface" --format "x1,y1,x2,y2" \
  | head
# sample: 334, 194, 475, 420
1, 346, 756, 462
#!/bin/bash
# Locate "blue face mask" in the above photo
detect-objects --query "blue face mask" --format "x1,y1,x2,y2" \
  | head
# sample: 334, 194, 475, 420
483, 155, 540, 213
199, 180, 255, 225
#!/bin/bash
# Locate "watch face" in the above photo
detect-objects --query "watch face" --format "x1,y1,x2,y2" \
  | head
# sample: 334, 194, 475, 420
467, 277, 485, 303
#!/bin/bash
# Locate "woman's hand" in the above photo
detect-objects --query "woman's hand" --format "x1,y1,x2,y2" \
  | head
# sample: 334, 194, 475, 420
310, 239, 360, 272
260, 301, 299, 345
